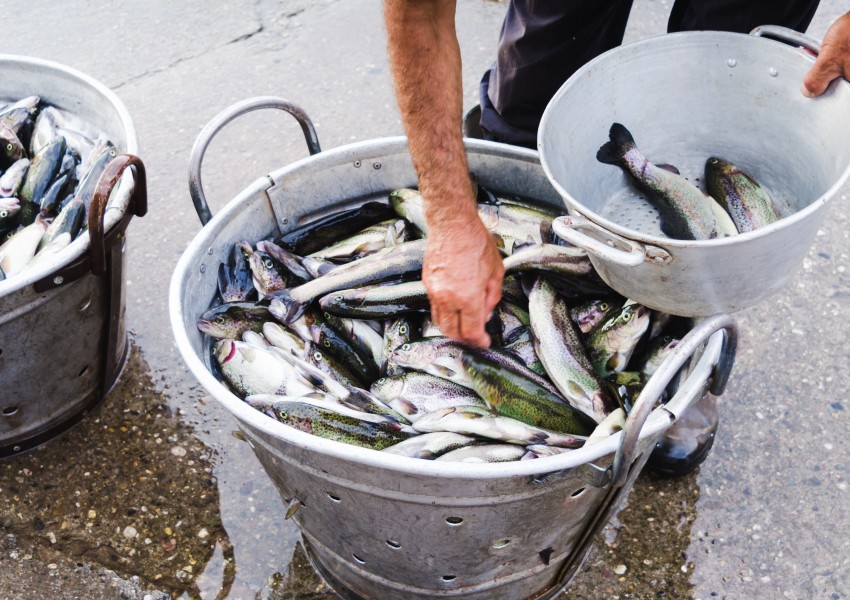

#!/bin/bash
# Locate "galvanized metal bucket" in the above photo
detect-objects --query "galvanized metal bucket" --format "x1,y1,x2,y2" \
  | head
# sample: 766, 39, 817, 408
171, 98, 737, 600
539, 26, 850, 316
0, 55, 147, 457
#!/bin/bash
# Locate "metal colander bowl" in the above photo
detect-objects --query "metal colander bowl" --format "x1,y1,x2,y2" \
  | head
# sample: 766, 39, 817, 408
171, 98, 737, 599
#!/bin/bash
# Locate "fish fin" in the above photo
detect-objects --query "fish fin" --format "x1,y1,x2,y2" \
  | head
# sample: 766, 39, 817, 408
596, 123, 635, 165
530, 432, 549, 444
655, 163, 680, 175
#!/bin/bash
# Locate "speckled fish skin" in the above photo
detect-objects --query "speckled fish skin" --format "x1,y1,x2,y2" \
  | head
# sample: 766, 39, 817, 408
270, 239, 427, 323
460, 350, 598, 436
270, 399, 415, 450
382, 432, 478, 459
435, 444, 528, 463
596, 123, 736, 240
262, 321, 307, 358
277, 201, 397, 255
528, 277, 615, 423
323, 313, 384, 370
586, 303, 651, 377
371, 372, 485, 422
389, 338, 471, 387
306, 218, 408, 262
196, 302, 273, 339
303, 341, 368, 389
705, 156, 781, 233
412, 406, 587, 448
500, 327, 545, 375
319, 280, 430, 319
502, 243, 593, 277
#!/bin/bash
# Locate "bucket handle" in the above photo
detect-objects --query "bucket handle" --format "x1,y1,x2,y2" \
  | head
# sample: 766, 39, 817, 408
33, 153, 148, 292
610, 313, 738, 488
188, 97, 321, 226
750, 25, 821, 55
551, 214, 647, 266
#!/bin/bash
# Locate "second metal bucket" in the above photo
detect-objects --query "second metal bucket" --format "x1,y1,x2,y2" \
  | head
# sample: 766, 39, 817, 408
539, 27, 850, 316
0, 55, 147, 457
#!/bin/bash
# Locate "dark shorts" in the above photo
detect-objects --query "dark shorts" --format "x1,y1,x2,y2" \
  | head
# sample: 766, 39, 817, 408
479, 0, 821, 148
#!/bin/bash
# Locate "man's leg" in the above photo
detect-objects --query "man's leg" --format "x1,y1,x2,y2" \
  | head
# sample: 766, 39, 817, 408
478, 0, 635, 148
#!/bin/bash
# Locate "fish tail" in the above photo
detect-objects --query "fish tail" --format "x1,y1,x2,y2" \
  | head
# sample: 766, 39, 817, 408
268, 290, 307, 324
596, 123, 636, 166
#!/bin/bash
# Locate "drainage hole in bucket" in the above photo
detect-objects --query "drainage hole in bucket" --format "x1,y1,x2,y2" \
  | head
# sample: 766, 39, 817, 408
445, 517, 463, 526
2, 406, 18, 417
571, 487, 586, 498
385, 540, 401, 550
78, 366, 89, 378
441, 575, 457, 583
326, 492, 342, 503
352, 553, 366, 565
492, 539, 511, 549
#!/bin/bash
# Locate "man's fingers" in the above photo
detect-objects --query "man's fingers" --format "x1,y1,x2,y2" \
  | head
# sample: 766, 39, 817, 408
458, 306, 490, 349
802, 56, 843, 97
484, 273, 503, 315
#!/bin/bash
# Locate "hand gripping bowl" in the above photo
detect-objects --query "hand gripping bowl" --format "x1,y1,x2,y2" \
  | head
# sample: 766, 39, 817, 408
538, 26, 850, 316
0, 55, 146, 457
171, 98, 738, 600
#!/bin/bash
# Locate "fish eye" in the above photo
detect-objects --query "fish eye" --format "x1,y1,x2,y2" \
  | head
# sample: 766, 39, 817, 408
5, 143, 11, 152
401, 344, 411, 351
109, 149, 117, 157
622, 312, 633, 322
399, 325, 408, 334
377, 378, 386, 384
313, 352, 323, 361
0, 210, 6, 218
323, 340, 331, 347
335, 295, 343, 301
600, 303, 609, 311
263, 259, 273, 269
215, 316, 226, 325
277, 409, 288, 419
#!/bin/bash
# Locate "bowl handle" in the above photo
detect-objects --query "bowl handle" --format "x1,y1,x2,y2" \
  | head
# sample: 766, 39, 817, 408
610, 313, 738, 488
750, 24, 821, 55
188, 97, 322, 226
552, 214, 646, 266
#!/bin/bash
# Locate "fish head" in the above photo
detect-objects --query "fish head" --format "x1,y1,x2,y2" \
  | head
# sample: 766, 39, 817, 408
0, 127, 24, 165
391, 341, 436, 369
214, 339, 237, 366
705, 156, 738, 179
371, 376, 405, 401
0, 197, 20, 225
248, 250, 286, 295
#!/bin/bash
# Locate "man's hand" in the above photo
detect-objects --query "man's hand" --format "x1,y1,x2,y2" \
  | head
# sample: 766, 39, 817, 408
423, 215, 504, 348
802, 11, 850, 97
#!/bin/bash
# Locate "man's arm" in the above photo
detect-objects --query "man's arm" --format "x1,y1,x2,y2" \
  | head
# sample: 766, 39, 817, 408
802, 11, 850, 97
384, 0, 503, 348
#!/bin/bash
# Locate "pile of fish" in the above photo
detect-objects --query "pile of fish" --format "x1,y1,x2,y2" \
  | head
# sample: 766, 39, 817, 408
197, 183, 693, 463
598, 123, 781, 240
0, 95, 119, 282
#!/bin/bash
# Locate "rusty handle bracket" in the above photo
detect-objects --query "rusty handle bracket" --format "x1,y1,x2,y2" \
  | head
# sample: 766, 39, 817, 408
33, 154, 147, 293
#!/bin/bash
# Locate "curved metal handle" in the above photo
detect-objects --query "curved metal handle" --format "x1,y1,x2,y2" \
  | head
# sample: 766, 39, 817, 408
88, 154, 148, 276
552, 215, 646, 266
610, 313, 738, 488
751, 25, 821, 56
188, 97, 321, 226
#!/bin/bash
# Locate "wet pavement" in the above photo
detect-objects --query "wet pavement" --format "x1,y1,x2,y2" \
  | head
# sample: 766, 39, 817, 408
3, 0, 850, 598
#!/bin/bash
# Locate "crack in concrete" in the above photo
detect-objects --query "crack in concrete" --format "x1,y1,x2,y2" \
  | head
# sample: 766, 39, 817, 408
111, 22, 266, 91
